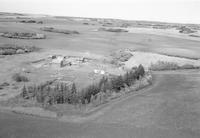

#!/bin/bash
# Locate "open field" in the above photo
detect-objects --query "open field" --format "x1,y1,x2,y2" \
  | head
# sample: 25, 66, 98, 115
1, 71, 200, 138
0, 12, 200, 138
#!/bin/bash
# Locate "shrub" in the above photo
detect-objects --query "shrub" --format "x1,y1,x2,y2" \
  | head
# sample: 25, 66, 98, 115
91, 92, 108, 106
0, 49, 16, 55
1, 32, 45, 39
20, 20, 37, 23
0, 82, 9, 87
21, 85, 28, 99
123, 70, 136, 86
135, 64, 145, 79
98, 27, 128, 32
150, 61, 199, 70
82, 84, 101, 103
41, 27, 79, 34
150, 61, 179, 71
180, 64, 198, 69
0, 44, 39, 55
111, 75, 124, 92
111, 50, 132, 62
12, 73, 29, 82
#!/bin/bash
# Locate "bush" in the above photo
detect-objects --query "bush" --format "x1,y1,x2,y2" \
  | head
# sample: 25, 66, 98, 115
180, 64, 199, 69
91, 91, 108, 106
123, 70, 136, 86
150, 61, 179, 71
111, 50, 132, 62
135, 64, 145, 79
41, 27, 79, 34
150, 61, 199, 70
0, 49, 16, 55
98, 27, 128, 32
21, 85, 28, 99
1, 32, 45, 39
0, 44, 39, 55
20, 20, 37, 23
111, 75, 124, 92
82, 84, 101, 103
0, 82, 9, 87
12, 73, 29, 82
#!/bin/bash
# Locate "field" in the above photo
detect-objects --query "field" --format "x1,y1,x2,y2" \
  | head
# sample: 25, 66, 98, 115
0, 12, 200, 138
1, 71, 200, 138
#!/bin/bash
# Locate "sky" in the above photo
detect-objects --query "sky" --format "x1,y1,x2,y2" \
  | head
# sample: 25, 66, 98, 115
0, 0, 200, 24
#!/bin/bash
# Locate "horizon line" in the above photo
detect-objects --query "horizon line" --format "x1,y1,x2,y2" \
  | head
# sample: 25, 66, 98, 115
1, 11, 200, 25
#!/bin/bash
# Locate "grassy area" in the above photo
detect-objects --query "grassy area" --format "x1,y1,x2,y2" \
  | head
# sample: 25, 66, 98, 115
0, 13, 200, 119
150, 61, 199, 71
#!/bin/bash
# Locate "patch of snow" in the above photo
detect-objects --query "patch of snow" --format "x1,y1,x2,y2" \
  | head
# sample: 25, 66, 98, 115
52, 56, 64, 64
94, 69, 105, 75
125, 51, 200, 69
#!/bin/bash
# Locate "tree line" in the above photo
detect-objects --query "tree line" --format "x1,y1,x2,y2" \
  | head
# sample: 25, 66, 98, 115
21, 65, 145, 106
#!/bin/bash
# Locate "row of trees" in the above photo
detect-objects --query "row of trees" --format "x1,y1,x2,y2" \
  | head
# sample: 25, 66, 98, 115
21, 65, 145, 106
81, 64, 145, 103
21, 82, 78, 105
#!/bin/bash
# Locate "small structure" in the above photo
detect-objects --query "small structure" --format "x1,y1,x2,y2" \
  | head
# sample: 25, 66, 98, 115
51, 55, 64, 64
94, 69, 105, 75
35, 55, 90, 68
100, 70, 105, 75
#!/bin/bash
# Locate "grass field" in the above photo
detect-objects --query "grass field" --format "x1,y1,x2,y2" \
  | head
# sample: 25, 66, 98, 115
1, 71, 200, 138
0, 12, 200, 138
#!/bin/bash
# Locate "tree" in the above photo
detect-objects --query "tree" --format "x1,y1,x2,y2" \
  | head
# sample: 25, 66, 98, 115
90, 94, 94, 104
99, 76, 108, 88
70, 83, 78, 104
100, 83, 106, 92
36, 88, 45, 103
60, 83, 65, 104
124, 71, 130, 86
135, 64, 145, 79
21, 85, 28, 99
71, 83, 77, 94
111, 75, 124, 92
63, 85, 69, 103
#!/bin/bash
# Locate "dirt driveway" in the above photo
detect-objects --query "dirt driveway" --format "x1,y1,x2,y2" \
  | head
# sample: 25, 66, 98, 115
1, 70, 200, 138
